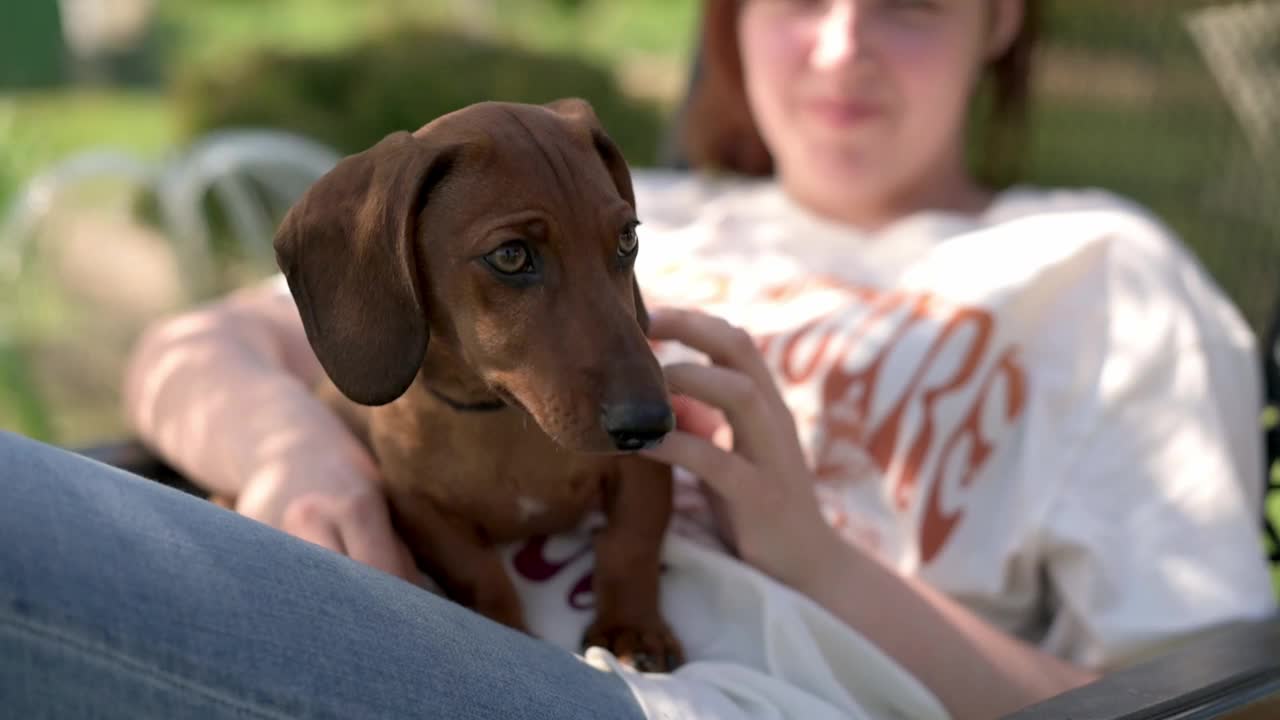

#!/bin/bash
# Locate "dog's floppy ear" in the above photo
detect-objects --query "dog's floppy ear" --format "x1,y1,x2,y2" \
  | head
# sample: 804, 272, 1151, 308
274, 131, 456, 406
544, 98, 648, 332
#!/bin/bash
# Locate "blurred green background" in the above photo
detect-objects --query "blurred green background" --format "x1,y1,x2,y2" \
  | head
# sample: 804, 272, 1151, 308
1, 1, 1278, 584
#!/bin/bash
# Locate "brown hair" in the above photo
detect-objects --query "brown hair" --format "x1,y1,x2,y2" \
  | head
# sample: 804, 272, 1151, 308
677, 0, 1042, 187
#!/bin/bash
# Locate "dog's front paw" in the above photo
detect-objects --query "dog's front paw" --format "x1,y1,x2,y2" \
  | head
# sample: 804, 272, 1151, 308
581, 614, 684, 673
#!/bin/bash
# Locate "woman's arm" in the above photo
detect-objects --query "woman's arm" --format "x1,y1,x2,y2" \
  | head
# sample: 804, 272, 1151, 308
640, 307, 1097, 720
123, 279, 343, 498
797, 530, 1098, 718
122, 278, 419, 582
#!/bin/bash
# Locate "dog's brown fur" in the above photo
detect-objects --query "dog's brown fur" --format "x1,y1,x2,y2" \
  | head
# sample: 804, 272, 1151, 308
270, 98, 683, 671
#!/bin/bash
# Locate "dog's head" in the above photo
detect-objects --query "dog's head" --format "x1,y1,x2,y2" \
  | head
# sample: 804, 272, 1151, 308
273, 98, 672, 453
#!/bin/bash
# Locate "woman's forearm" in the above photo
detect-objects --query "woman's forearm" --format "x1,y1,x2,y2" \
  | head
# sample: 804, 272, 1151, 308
798, 534, 1098, 720
122, 283, 371, 499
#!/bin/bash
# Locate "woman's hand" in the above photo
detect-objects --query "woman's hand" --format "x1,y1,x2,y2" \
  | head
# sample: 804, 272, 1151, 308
235, 452, 422, 585
640, 307, 840, 588
643, 308, 1100, 718
124, 279, 421, 585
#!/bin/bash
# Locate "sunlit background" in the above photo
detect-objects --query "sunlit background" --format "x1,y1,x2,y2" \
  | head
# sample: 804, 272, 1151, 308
2, 0, 1278, 587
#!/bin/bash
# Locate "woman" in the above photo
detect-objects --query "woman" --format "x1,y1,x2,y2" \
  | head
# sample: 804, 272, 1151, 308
5, 1, 1275, 718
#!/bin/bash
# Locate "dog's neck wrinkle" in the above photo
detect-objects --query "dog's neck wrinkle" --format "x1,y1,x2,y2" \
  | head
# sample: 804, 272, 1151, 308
415, 345, 507, 413
425, 387, 507, 413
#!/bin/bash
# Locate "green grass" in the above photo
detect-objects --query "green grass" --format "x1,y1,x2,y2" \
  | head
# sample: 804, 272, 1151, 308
1, 91, 176, 183
1, 1, 695, 203
0, 335, 53, 441
157, 0, 698, 66
154, 0, 426, 71
1044, 0, 1205, 58
479, 0, 698, 63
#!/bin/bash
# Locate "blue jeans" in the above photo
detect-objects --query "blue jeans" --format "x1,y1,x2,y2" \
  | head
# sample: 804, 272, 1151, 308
0, 431, 647, 719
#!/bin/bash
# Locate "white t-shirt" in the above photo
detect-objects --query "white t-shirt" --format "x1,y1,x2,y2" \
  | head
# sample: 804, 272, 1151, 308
273, 169, 1278, 720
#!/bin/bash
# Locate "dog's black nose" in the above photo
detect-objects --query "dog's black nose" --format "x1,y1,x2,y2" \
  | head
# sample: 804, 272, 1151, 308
601, 401, 675, 451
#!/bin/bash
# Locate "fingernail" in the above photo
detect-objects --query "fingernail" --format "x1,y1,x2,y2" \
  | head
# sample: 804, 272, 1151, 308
637, 448, 668, 463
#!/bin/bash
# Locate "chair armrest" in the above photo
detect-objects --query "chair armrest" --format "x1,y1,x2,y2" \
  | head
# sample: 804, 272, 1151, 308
1002, 614, 1280, 719
73, 438, 209, 499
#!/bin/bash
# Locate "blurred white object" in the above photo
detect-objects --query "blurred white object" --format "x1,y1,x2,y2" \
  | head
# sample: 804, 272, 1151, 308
57, 0, 156, 58
448, 0, 498, 36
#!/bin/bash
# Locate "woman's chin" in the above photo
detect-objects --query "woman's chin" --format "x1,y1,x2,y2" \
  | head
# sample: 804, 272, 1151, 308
788, 152, 889, 196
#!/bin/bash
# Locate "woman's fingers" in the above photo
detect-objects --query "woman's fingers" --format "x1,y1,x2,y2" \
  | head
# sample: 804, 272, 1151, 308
644, 430, 755, 499
279, 497, 347, 555
663, 362, 787, 460
649, 309, 785, 411
270, 491, 419, 583
670, 393, 725, 441
334, 494, 421, 583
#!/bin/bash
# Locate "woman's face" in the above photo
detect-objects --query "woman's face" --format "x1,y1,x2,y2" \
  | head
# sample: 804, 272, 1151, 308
737, 0, 1022, 225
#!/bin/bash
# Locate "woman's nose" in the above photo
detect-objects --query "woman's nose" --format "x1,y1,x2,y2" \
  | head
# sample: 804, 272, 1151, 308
811, 0, 861, 70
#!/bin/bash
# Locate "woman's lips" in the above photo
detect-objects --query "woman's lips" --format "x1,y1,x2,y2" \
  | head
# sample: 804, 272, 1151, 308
804, 98, 882, 128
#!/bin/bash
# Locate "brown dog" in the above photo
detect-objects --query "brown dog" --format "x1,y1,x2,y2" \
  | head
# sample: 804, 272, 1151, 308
271, 98, 683, 671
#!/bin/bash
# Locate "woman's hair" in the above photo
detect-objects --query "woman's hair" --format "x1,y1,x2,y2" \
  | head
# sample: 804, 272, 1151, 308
676, 0, 1042, 187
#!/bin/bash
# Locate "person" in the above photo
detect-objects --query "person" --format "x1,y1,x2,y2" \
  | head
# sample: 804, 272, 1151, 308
4, 1, 1276, 718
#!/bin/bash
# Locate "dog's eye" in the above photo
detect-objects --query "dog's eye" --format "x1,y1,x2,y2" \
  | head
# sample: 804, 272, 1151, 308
484, 242, 533, 275
618, 222, 640, 257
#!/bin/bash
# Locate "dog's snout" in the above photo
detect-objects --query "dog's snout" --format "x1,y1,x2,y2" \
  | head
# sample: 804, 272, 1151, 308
601, 401, 675, 451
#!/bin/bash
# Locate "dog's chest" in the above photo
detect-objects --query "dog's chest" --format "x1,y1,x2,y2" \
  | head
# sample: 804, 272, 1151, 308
370, 406, 614, 543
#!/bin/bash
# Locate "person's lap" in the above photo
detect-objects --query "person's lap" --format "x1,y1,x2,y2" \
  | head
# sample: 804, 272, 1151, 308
0, 430, 646, 720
